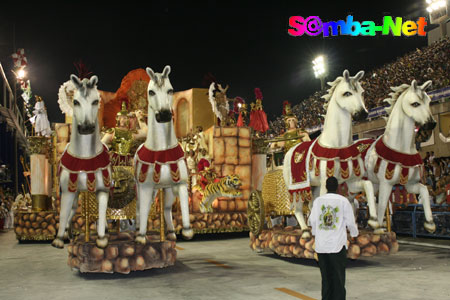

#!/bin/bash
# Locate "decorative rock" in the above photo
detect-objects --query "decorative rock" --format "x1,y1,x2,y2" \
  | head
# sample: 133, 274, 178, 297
68, 232, 176, 274
357, 234, 371, 248
362, 244, 377, 256
250, 228, 398, 260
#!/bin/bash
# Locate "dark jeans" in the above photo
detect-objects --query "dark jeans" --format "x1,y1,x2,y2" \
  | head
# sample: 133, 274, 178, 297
317, 246, 347, 300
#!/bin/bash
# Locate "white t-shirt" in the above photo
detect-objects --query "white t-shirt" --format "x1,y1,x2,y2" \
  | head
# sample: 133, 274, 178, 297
308, 193, 359, 253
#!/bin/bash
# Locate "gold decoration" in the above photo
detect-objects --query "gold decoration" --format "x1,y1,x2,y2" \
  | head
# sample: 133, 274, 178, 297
80, 191, 136, 221
261, 169, 294, 216
110, 166, 136, 209
294, 151, 305, 164
28, 136, 52, 158
248, 190, 265, 236
127, 80, 149, 112
357, 143, 371, 154
326, 165, 335, 177
400, 171, 408, 185
31, 194, 51, 212
16, 233, 55, 241
385, 167, 394, 180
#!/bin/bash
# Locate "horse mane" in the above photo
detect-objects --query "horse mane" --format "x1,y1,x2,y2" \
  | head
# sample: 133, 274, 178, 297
152, 73, 166, 88
322, 77, 343, 110
383, 83, 410, 116
78, 78, 97, 98
322, 75, 361, 110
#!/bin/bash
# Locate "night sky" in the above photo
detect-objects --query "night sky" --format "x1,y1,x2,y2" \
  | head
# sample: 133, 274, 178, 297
0, 1, 431, 124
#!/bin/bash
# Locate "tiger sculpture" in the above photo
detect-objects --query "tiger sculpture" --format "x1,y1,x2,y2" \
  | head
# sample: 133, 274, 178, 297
197, 175, 243, 213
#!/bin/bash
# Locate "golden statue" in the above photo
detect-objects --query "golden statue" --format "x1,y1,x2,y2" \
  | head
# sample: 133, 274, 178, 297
271, 101, 310, 153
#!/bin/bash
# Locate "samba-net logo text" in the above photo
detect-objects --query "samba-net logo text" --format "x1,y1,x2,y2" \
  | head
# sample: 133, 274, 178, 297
288, 15, 427, 37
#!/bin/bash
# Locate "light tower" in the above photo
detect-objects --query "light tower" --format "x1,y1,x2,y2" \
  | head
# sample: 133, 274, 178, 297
426, 0, 449, 38
312, 55, 327, 91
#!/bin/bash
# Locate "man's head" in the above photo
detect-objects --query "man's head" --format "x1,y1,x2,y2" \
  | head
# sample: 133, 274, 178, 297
326, 176, 338, 193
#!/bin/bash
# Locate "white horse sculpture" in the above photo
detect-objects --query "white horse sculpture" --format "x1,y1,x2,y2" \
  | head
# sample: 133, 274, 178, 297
134, 66, 193, 244
52, 75, 111, 249
365, 80, 436, 233
283, 70, 380, 239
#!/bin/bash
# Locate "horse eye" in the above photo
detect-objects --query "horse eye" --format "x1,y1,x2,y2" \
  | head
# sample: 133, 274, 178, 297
411, 102, 420, 107
92, 100, 99, 106
167, 89, 174, 95
73, 100, 80, 106
149, 90, 155, 96
343, 92, 352, 97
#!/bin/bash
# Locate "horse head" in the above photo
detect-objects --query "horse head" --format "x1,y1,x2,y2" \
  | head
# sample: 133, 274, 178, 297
70, 75, 100, 135
399, 80, 436, 129
326, 70, 367, 121
146, 66, 174, 123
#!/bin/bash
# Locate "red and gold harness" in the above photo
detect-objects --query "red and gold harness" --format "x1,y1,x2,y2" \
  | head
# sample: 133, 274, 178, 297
134, 144, 185, 184
59, 144, 111, 193
373, 137, 423, 185
289, 138, 373, 201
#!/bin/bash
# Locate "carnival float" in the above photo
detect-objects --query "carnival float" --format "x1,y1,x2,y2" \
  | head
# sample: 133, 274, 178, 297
10, 55, 448, 273
248, 71, 438, 260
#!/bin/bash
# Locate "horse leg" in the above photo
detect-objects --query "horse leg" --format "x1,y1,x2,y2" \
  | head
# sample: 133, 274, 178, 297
406, 183, 436, 233
66, 198, 79, 239
347, 180, 380, 229
292, 192, 311, 240
52, 191, 78, 248
164, 188, 177, 241
375, 182, 392, 234
135, 183, 155, 245
95, 190, 109, 248
174, 183, 193, 240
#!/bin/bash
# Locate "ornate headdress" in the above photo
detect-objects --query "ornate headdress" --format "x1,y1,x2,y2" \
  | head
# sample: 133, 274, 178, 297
116, 102, 129, 126
283, 101, 297, 129
254, 88, 263, 110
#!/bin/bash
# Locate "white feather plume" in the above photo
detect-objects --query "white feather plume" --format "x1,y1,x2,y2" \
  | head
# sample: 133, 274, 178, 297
57, 80, 75, 116
208, 82, 222, 120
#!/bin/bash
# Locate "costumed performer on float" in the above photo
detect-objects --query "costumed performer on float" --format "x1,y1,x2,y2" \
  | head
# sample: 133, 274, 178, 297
272, 101, 310, 152
249, 88, 269, 136
30, 96, 52, 137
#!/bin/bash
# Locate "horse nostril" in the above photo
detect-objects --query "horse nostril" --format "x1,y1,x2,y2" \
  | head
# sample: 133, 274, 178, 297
354, 109, 368, 121
78, 123, 96, 134
155, 109, 173, 123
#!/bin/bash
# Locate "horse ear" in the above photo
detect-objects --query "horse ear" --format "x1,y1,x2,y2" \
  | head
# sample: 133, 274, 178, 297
421, 80, 432, 91
343, 70, 350, 82
88, 75, 98, 88
70, 74, 82, 88
146, 67, 156, 82
354, 70, 364, 81
411, 80, 418, 91
162, 65, 171, 78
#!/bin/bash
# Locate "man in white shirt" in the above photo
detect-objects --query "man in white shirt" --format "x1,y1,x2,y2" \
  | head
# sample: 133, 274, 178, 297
308, 176, 359, 300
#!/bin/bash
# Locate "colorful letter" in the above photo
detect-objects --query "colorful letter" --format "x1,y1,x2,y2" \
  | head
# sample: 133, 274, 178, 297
360, 21, 377, 36
288, 16, 305, 36
382, 16, 402, 36
345, 15, 361, 36
417, 17, 427, 36
322, 20, 347, 37
402, 21, 417, 36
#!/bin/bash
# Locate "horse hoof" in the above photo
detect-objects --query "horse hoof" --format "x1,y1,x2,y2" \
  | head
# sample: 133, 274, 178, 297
135, 235, 147, 245
167, 232, 177, 241
182, 228, 194, 240
424, 221, 436, 233
96, 236, 108, 248
368, 218, 380, 229
301, 231, 311, 241
51, 238, 64, 249
374, 228, 386, 235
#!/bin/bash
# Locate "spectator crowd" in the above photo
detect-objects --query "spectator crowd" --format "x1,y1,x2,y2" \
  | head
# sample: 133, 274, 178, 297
269, 37, 450, 136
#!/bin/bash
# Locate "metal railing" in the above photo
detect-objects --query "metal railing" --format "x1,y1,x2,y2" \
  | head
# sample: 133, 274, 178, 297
0, 62, 28, 140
